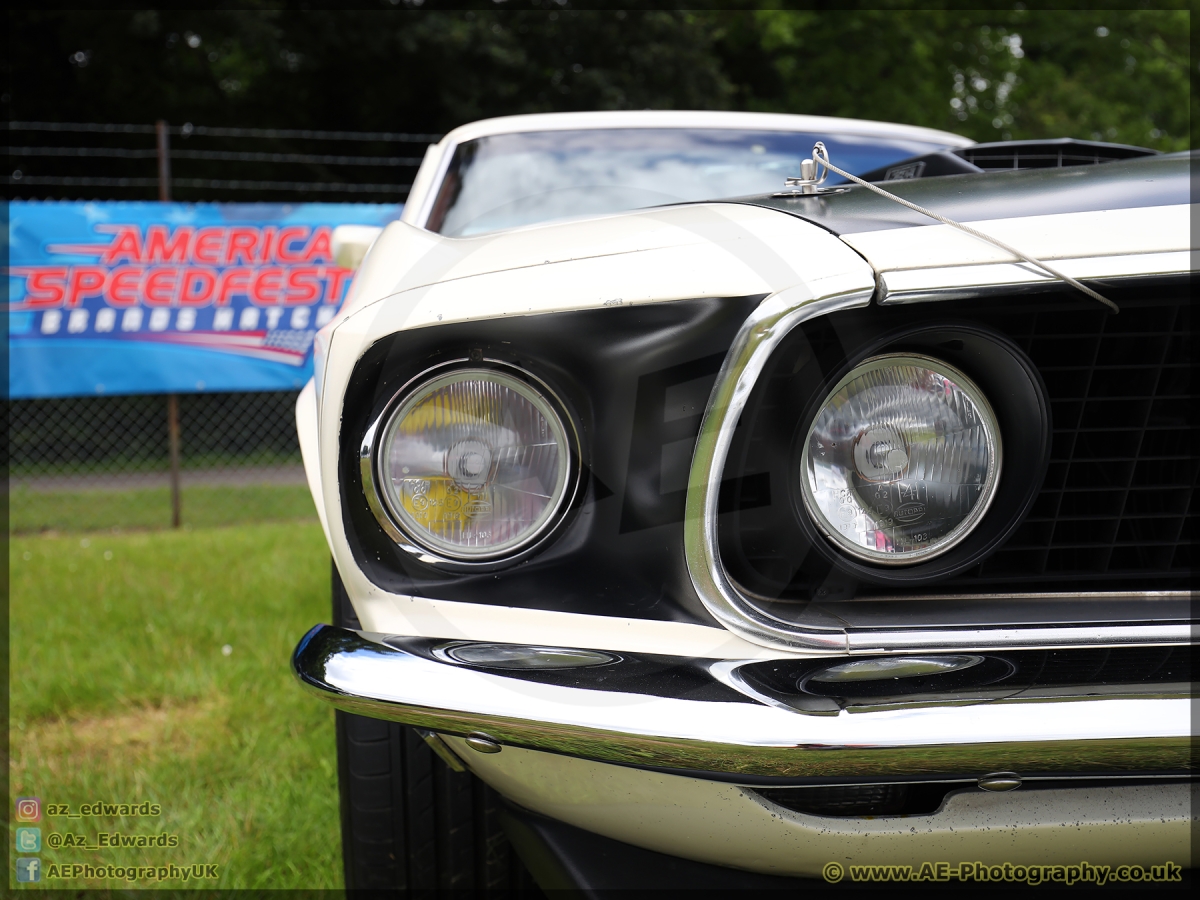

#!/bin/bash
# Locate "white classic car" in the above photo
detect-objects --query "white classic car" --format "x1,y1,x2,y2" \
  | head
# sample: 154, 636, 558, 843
292, 111, 1192, 891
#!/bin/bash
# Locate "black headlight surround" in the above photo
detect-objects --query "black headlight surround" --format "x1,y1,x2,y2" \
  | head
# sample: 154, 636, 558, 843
336, 294, 765, 621
717, 305, 1053, 600
790, 322, 1051, 585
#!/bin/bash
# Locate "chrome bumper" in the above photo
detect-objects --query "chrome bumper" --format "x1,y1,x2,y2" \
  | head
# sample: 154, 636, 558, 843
293, 625, 1192, 782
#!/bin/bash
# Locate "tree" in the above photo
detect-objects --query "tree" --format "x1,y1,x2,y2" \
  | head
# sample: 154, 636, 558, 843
3, 4, 1188, 200
714, 7, 1189, 150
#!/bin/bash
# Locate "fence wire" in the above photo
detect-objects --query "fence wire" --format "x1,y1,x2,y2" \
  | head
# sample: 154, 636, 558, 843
9, 391, 305, 491
5, 119, 437, 201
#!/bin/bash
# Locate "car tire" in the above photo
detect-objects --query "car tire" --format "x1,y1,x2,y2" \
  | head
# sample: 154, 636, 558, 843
332, 562, 540, 894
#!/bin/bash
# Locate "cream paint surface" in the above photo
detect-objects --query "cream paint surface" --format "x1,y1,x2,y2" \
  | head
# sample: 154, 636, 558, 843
306, 204, 874, 658
432, 109, 973, 152
295, 381, 330, 547
881, 250, 1192, 298
450, 739, 1192, 877
343, 201, 847, 318
842, 204, 1190, 272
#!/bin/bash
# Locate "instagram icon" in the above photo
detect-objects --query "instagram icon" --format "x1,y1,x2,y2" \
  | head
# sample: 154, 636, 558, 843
15, 798, 41, 822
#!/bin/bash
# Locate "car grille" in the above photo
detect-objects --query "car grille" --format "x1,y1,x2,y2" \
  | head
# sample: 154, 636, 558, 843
1008, 646, 1183, 685
953, 294, 1193, 591
718, 289, 1194, 598
957, 139, 1156, 171
756, 783, 924, 816
753, 778, 1182, 817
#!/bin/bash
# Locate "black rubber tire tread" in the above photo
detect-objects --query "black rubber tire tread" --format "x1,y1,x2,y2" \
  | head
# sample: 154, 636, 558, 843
332, 561, 536, 894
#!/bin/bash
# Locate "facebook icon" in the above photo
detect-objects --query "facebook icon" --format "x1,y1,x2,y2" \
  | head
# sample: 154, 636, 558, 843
17, 858, 41, 883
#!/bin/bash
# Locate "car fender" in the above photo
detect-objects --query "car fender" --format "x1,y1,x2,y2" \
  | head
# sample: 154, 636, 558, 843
313, 201, 876, 651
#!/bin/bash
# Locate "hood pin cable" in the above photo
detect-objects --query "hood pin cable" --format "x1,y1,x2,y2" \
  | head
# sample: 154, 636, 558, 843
787, 141, 1119, 314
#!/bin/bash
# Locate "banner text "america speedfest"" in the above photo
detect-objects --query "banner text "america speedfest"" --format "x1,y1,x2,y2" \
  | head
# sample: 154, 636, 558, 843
12, 224, 353, 311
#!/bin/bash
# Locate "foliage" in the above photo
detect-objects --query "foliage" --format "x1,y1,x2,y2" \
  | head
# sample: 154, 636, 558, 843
717, 7, 1189, 150
5, 4, 1189, 149
6, 7, 733, 132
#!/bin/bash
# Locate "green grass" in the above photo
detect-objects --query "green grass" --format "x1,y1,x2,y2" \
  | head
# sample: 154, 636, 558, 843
9, 484, 318, 534
8, 521, 343, 890
8, 452, 304, 479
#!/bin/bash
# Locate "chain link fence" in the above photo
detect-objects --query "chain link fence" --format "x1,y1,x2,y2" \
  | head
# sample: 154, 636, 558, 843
5, 119, 436, 201
9, 391, 305, 489
8, 391, 314, 533
6, 119, 420, 530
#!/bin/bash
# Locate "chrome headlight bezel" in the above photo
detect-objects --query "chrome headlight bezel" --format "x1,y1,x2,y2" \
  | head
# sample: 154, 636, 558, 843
360, 359, 581, 567
798, 352, 1003, 566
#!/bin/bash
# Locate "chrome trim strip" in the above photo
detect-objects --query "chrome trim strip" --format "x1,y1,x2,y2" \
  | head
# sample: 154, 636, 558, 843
878, 251, 1190, 305
360, 359, 471, 563
847, 590, 1192, 602
684, 286, 875, 653
293, 626, 1193, 781
682, 282, 1196, 654
844, 623, 1194, 655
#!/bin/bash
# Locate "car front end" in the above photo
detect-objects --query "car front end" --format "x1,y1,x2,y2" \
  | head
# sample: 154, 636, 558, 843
292, 118, 1194, 887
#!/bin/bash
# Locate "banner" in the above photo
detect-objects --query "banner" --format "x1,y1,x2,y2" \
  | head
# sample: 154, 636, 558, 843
6, 201, 402, 397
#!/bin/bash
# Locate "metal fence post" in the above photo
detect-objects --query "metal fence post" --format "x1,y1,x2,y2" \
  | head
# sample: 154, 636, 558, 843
167, 393, 182, 528
157, 119, 182, 528
156, 119, 172, 199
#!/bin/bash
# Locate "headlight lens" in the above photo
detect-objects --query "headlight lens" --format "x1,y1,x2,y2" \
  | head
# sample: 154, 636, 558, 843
375, 368, 572, 560
800, 354, 1001, 565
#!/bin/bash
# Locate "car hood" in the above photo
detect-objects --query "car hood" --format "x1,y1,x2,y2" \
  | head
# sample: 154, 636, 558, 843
340, 152, 1190, 322
739, 151, 1190, 236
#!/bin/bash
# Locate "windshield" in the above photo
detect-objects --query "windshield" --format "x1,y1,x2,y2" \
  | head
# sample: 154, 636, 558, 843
426, 128, 958, 236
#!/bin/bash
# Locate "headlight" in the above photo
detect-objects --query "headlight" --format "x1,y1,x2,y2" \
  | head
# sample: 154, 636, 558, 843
369, 366, 573, 561
800, 353, 1001, 565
